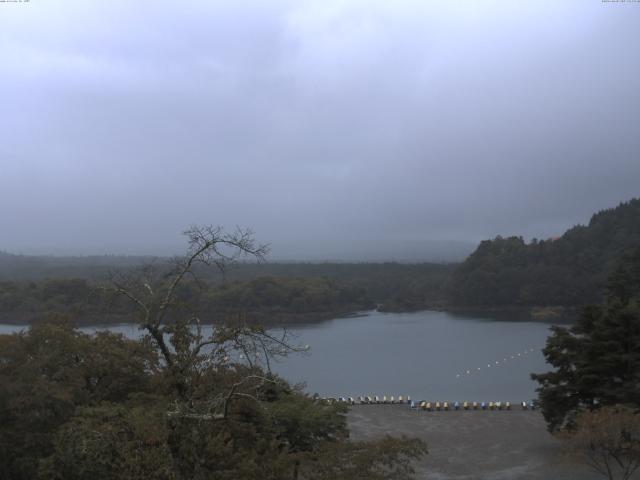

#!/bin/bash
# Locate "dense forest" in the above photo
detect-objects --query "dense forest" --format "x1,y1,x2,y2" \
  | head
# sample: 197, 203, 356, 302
0, 323, 427, 480
448, 198, 640, 309
1, 199, 639, 324
0, 276, 375, 325
0, 226, 426, 479
0, 258, 453, 324
532, 246, 640, 432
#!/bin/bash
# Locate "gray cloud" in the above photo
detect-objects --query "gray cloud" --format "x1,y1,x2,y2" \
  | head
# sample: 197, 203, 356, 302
1, 0, 639, 260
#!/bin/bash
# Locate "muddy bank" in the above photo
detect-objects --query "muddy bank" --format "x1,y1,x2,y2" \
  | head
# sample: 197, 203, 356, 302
347, 405, 605, 480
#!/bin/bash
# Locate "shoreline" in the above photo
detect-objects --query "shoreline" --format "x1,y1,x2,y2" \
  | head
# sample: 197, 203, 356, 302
348, 405, 600, 480
0, 305, 576, 329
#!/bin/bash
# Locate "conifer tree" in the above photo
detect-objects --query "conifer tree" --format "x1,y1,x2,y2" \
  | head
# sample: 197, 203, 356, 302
532, 248, 640, 431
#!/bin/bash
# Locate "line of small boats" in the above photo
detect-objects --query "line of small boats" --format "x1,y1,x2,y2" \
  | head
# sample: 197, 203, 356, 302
322, 395, 410, 405
320, 396, 538, 410
412, 400, 536, 411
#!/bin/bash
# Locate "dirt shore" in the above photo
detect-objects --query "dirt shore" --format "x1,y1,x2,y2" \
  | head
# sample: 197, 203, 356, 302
347, 405, 608, 480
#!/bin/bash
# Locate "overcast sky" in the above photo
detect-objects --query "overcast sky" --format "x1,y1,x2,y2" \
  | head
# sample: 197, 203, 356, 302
1, 0, 639, 260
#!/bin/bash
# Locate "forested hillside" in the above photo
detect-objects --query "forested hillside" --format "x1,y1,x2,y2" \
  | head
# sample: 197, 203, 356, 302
0, 259, 454, 324
0, 276, 379, 325
3, 199, 639, 319
0, 252, 152, 280
449, 198, 640, 307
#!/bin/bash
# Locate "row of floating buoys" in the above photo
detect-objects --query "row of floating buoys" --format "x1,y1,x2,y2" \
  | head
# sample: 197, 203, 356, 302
456, 348, 537, 379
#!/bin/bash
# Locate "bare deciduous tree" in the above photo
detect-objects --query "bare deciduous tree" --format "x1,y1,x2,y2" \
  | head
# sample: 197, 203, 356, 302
559, 406, 640, 480
104, 225, 306, 417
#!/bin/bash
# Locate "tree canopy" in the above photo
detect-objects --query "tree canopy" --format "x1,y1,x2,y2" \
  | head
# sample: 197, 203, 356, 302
531, 247, 640, 431
449, 198, 640, 308
0, 226, 427, 480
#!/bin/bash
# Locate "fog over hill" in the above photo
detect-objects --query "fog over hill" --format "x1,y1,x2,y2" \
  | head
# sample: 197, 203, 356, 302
1, 1, 639, 260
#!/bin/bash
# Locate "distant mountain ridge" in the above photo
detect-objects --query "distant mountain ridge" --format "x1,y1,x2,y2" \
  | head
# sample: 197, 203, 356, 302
448, 198, 640, 307
0, 253, 156, 281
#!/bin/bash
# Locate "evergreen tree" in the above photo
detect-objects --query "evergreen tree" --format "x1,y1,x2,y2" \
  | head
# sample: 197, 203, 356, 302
532, 248, 640, 431
450, 198, 640, 307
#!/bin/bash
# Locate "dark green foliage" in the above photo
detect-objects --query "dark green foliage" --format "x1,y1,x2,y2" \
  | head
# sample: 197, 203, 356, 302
0, 324, 426, 480
220, 262, 454, 310
531, 248, 640, 431
0, 252, 156, 281
1, 227, 428, 479
2, 198, 639, 315
0, 264, 456, 324
0, 322, 159, 479
165, 403, 291, 480
203, 276, 374, 317
39, 403, 175, 480
450, 199, 640, 307
0, 276, 376, 325
266, 392, 349, 452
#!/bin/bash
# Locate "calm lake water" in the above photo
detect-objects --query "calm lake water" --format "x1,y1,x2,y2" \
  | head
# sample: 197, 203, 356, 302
0, 310, 555, 402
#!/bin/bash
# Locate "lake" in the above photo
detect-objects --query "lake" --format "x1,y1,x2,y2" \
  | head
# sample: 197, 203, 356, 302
0, 310, 555, 402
